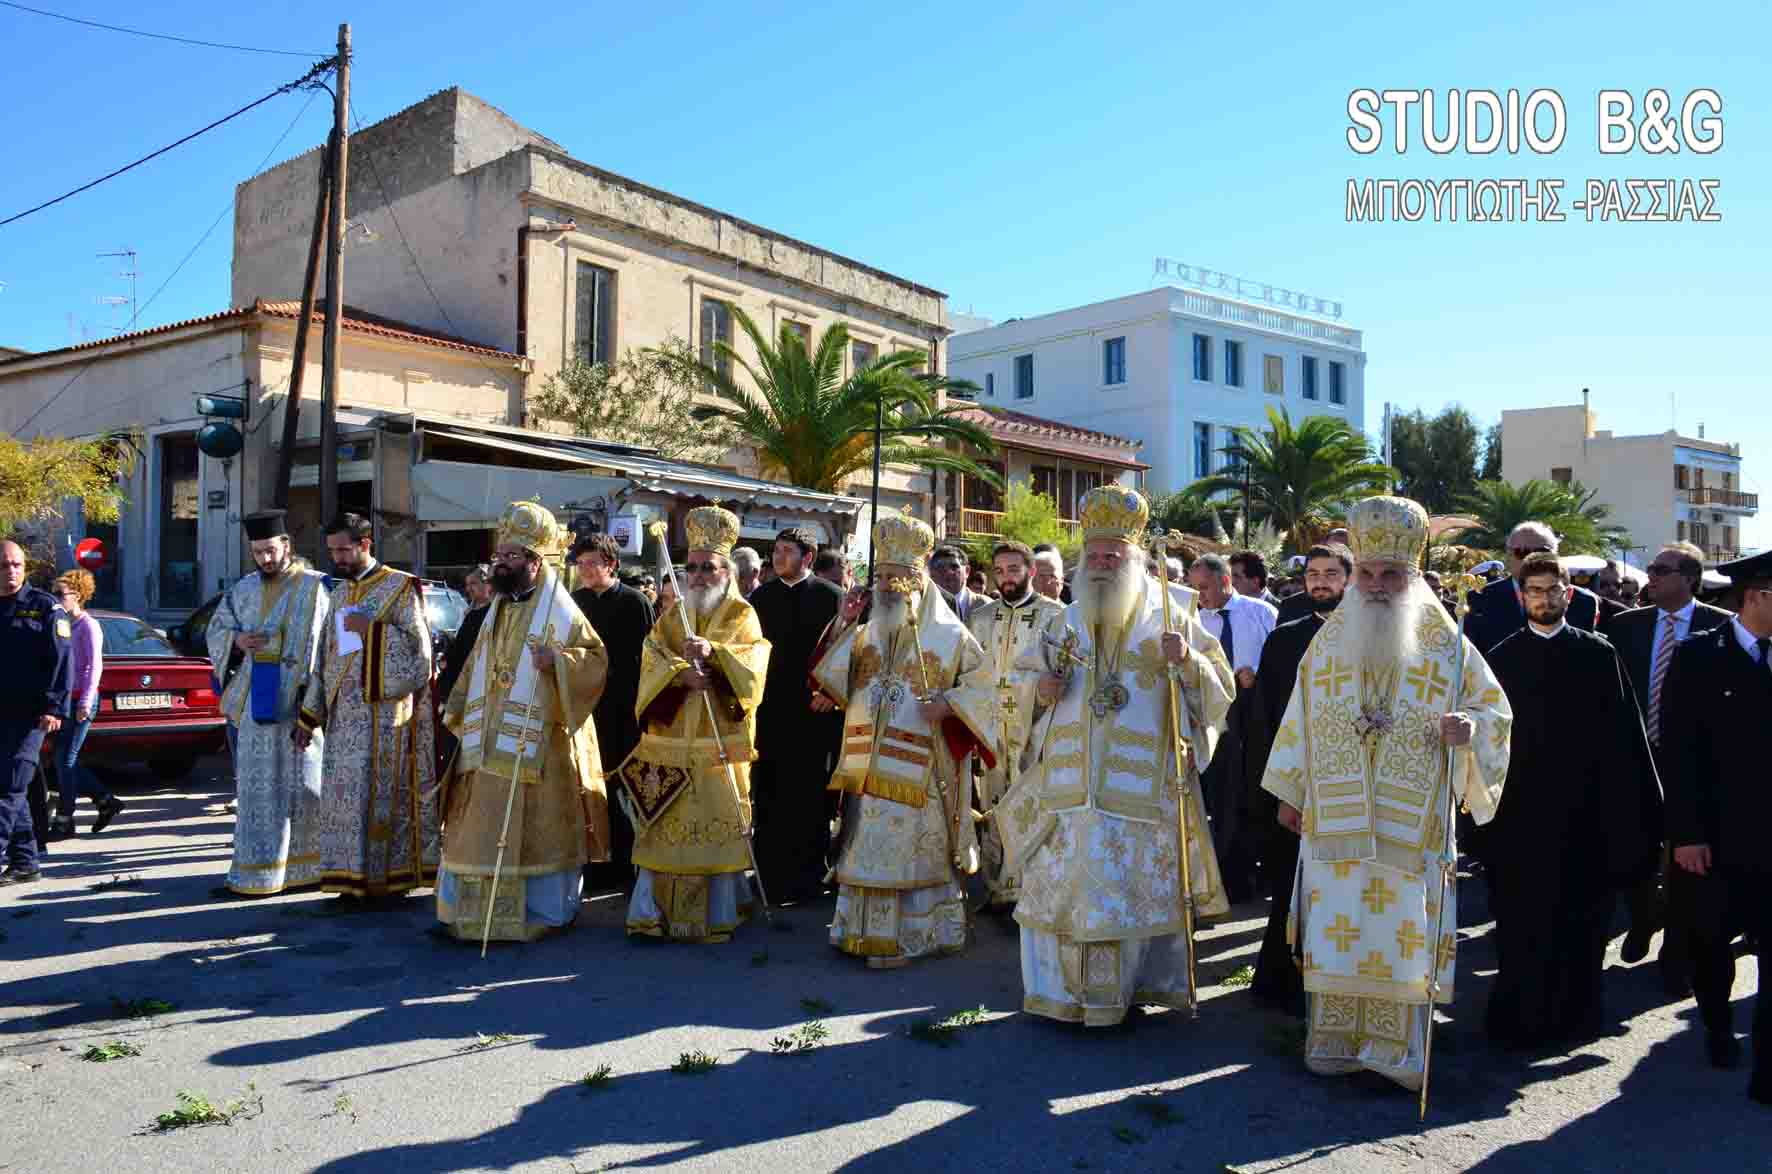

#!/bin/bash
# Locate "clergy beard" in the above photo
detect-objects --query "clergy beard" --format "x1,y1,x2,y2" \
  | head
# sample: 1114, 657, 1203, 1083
257, 556, 290, 580
1309, 590, 1343, 613
1075, 552, 1145, 636
871, 588, 913, 634
685, 580, 728, 618
1341, 577, 1435, 670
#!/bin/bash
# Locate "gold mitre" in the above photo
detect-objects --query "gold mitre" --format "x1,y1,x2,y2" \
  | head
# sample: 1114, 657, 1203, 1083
684, 505, 740, 556
1079, 485, 1149, 542
497, 500, 564, 556
874, 510, 934, 569
1347, 495, 1429, 565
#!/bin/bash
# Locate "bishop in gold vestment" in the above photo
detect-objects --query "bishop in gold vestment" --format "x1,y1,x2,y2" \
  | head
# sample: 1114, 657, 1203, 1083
812, 513, 995, 967
996, 487, 1235, 1026
299, 514, 439, 899
1260, 496, 1511, 1090
438, 502, 611, 942
619, 506, 770, 943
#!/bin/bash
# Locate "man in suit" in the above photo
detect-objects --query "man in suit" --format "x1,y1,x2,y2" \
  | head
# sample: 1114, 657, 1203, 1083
1659, 549, 1772, 1106
1592, 559, 1634, 633
1465, 521, 1600, 654
1189, 552, 1277, 904
1610, 541, 1735, 985
929, 545, 982, 621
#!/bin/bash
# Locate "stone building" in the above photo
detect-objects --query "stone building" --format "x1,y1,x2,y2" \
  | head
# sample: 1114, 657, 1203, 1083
232, 87, 950, 521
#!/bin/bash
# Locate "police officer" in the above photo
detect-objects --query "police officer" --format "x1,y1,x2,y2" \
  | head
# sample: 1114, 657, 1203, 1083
0, 539, 72, 888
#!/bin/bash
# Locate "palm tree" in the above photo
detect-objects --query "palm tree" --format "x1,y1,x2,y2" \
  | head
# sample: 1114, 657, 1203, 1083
651, 306, 997, 494
1186, 406, 1394, 552
1451, 479, 1630, 556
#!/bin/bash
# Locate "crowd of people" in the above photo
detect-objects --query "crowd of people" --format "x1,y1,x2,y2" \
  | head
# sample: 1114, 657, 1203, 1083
1, 486, 1767, 1110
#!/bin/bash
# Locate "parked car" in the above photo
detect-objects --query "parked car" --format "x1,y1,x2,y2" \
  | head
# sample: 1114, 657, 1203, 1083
420, 580, 470, 662
165, 592, 223, 659
48, 610, 228, 781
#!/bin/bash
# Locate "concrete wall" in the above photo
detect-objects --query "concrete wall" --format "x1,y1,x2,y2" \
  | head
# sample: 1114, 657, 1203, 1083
950, 288, 1367, 496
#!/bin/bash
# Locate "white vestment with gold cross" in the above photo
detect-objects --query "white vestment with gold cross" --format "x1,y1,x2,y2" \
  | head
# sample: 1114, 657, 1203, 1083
1259, 601, 1511, 1089
965, 590, 1066, 903
996, 574, 1234, 1026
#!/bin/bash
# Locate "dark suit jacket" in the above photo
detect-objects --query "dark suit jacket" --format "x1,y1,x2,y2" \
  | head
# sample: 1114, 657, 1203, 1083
1275, 591, 1314, 626
1606, 601, 1734, 720
1465, 575, 1599, 654
1658, 622, 1772, 880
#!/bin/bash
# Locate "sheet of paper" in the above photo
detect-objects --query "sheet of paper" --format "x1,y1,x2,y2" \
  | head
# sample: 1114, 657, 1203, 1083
336, 608, 364, 657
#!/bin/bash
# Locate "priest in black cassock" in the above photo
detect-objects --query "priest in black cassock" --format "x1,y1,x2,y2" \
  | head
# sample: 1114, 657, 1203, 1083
1482, 554, 1662, 1050
747, 526, 843, 903
571, 534, 654, 886
1245, 543, 1350, 1013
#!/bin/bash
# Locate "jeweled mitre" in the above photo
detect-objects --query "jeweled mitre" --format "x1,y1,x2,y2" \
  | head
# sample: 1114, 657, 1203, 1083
684, 505, 740, 556
497, 500, 565, 556
1347, 495, 1429, 565
1079, 485, 1149, 542
874, 510, 934, 568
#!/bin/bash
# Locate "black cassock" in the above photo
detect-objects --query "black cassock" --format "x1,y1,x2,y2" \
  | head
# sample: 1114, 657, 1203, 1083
747, 574, 843, 900
573, 581, 655, 873
1243, 610, 1330, 1012
1483, 624, 1662, 1048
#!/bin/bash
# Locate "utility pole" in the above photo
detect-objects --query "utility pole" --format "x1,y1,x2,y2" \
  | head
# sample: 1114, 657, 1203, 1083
272, 137, 333, 509
319, 21, 351, 532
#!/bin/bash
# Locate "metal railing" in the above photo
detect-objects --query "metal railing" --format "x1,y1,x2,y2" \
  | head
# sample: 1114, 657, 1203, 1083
945, 508, 1082, 539
1679, 487, 1758, 509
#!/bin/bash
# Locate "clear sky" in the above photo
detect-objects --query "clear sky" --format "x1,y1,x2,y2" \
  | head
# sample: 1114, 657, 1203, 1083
2, 1, 1767, 549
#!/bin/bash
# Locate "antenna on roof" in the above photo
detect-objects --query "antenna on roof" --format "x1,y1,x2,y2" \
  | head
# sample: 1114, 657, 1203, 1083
97, 247, 138, 332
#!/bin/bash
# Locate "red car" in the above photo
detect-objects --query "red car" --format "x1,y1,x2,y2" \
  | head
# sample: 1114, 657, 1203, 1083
50, 609, 228, 781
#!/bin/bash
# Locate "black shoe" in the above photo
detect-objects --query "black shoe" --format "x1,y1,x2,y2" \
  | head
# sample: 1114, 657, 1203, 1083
0, 868, 42, 887
45, 816, 76, 842
1620, 929, 1651, 965
1661, 960, 1691, 999
92, 796, 124, 834
1707, 1031, 1742, 1070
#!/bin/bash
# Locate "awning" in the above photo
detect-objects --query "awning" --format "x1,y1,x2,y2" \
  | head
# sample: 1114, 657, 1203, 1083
412, 459, 626, 525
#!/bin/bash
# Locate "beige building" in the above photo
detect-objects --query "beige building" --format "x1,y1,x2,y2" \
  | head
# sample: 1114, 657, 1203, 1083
1501, 403, 1757, 566
0, 300, 527, 620
231, 86, 950, 520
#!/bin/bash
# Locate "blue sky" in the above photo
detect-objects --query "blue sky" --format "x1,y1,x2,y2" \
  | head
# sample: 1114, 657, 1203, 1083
2, 1, 1767, 548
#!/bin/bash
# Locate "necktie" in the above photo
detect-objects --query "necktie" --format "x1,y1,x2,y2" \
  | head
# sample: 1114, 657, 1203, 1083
1646, 612, 1677, 745
1216, 608, 1236, 670
1758, 637, 1770, 671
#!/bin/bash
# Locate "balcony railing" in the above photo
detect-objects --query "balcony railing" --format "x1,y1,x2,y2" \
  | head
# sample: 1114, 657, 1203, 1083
945, 508, 1082, 540
1680, 487, 1758, 510
1705, 546, 1742, 563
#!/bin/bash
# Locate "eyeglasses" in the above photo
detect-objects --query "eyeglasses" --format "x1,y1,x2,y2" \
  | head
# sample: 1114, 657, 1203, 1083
1509, 546, 1552, 558
491, 551, 534, 565
1644, 564, 1680, 577
1520, 585, 1567, 599
684, 561, 722, 574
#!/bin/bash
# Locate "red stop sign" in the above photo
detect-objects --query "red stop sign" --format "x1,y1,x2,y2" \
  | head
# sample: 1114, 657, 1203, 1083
75, 537, 106, 572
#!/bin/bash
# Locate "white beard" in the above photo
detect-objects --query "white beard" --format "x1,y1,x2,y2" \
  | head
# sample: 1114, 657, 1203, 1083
871, 588, 913, 636
686, 581, 728, 619
1074, 554, 1145, 636
1342, 577, 1436, 671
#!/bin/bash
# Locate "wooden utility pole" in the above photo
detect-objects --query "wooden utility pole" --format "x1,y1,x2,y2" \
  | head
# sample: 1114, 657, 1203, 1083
272, 134, 332, 509
319, 22, 351, 530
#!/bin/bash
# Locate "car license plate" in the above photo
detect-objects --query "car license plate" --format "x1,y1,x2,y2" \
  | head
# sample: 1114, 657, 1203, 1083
115, 692, 174, 712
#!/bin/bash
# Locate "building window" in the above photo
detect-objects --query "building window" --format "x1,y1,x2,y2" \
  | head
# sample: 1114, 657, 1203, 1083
1224, 340, 1243, 388
699, 297, 732, 379
1263, 354, 1284, 395
781, 320, 811, 351
1014, 353, 1034, 399
1194, 422, 1214, 477
1676, 520, 1687, 542
575, 261, 616, 366
157, 435, 201, 610
1550, 466, 1572, 484
1075, 469, 1104, 501
965, 460, 1005, 513
1192, 333, 1212, 382
1032, 465, 1057, 501
1302, 355, 1319, 400
1674, 465, 1690, 489
984, 372, 994, 398
1103, 336, 1126, 385
1328, 360, 1346, 404
851, 339, 877, 374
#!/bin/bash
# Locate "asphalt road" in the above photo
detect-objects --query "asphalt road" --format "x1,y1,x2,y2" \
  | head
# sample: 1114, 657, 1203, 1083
1, 757, 1765, 1174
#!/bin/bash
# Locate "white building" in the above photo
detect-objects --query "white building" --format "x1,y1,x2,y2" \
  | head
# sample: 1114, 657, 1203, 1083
1501, 403, 1757, 566
947, 285, 1366, 492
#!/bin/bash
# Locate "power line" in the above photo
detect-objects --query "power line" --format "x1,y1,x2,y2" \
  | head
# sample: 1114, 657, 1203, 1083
16, 85, 326, 435
0, 58, 334, 230
0, 1, 329, 57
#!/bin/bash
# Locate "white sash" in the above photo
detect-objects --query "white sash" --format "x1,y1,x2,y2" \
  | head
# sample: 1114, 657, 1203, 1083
458, 567, 572, 785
